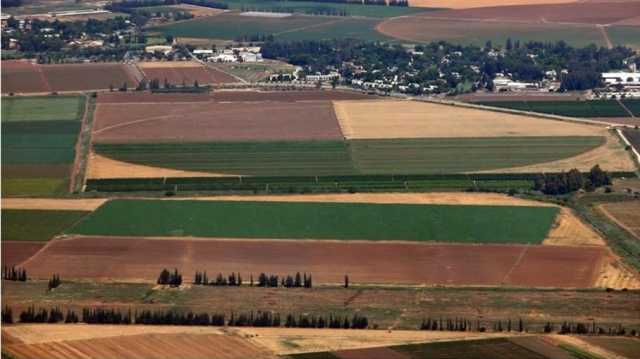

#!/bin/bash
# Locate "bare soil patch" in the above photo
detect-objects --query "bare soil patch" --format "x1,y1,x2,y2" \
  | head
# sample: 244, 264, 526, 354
137, 61, 236, 85
41, 63, 139, 92
93, 100, 344, 143
1, 61, 50, 94
420, 2, 640, 25
1, 241, 46, 268
21, 236, 608, 288
333, 100, 603, 139
172, 4, 226, 17
408, 0, 579, 9
86, 152, 227, 179
480, 131, 635, 173
1, 198, 107, 211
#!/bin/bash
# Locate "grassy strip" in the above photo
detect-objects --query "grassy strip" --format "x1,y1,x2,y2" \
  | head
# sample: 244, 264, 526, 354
67, 199, 558, 244
72, 95, 96, 193
2, 210, 90, 242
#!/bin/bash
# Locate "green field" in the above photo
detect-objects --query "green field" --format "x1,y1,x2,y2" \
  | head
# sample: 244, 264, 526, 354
67, 199, 558, 244
479, 100, 630, 118
607, 26, 640, 49
150, 12, 389, 41
1, 96, 85, 122
1, 96, 84, 197
94, 137, 603, 176
621, 100, 640, 117
2, 210, 89, 242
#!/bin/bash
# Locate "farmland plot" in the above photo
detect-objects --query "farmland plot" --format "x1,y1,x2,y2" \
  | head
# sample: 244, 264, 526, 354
66, 199, 558, 243
137, 61, 237, 85
2, 209, 89, 242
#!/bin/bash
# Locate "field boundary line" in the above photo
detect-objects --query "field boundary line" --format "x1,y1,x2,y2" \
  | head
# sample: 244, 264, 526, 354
69, 95, 91, 193
501, 243, 530, 285
597, 24, 613, 49
617, 99, 636, 118
615, 128, 640, 168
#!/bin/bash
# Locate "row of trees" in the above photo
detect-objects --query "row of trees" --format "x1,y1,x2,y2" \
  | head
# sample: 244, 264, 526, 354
533, 165, 611, 195
555, 322, 633, 336
4, 306, 369, 329
192, 271, 314, 288
157, 268, 183, 286
2, 266, 27, 282
48, 274, 62, 291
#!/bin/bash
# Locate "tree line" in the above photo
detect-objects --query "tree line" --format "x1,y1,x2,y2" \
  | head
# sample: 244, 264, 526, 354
182, 269, 315, 288
4, 306, 369, 329
2, 266, 27, 282
533, 165, 611, 195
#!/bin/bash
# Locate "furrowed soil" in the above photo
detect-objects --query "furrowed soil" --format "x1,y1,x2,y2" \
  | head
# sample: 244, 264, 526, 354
1, 198, 107, 211
1, 61, 139, 93
2, 325, 274, 359
92, 101, 344, 143
1, 241, 46, 268
20, 236, 609, 288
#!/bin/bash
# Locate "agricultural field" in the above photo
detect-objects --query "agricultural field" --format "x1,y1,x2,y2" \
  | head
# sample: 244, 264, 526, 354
1, 325, 272, 359
1, 242, 46, 268
136, 61, 237, 85
579, 336, 640, 358
66, 199, 559, 243
599, 201, 640, 240
2, 209, 89, 242
622, 100, 640, 117
220, 0, 431, 18
407, 0, 579, 9
88, 95, 632, 179
623, 128, 640, 154
212, 60, 297, 82
1, 61, 139, 94
0, 0, 99, 16
1, 95, 85, 197
150, 12, 390, 41
476, 100, 634, 118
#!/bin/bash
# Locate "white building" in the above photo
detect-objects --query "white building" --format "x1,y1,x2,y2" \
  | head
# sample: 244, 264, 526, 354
239, 52, 263, 62
193, 49, 213, 56
145, 45, 172, 55
305, 72, 340, 82
602, 71, 640, 89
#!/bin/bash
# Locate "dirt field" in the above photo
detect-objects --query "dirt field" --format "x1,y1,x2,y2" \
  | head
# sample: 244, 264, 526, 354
137, 61, 237, 85
579, 336, 640, 359
21, 236, 611, 288
1, 61, 139, 93
599, 201, 640, 240
96, 89, 372, 104
481, 131, 635, 173
234, 327, 511, 355
419, 2, 640, 25
1, 241, 46, 268
1, 198, 107, 211
408, 0, 578, 9
2, 325, 273, 359
86, 152, 228, 179
333, 100, 604, 139
93, 100, 344, 143
172, 3, 226, 17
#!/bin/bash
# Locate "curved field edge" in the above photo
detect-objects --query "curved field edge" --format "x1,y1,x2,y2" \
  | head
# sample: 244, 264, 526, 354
91, 137, 605, 177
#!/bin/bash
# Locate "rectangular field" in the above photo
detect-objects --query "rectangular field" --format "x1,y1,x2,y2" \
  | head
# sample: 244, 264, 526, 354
1, 95, 85, 196
92, 137, 603, 176
1, 242, 46, 268
477, 100, 631, 118
151, 12, 389, 41
2, 210, 90, 242
21, 236, 605, 287
1, 61, 139, 93
92, 101, 344, 143
600, 201, 640, 240
1, 96, 85, 122
67, 199, 558, 244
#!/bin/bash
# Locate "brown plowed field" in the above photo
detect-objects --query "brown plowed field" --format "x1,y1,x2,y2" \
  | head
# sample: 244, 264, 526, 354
96, 90, 373, 104
1, 61, 139, 93
420, 2, 640, 25
21, 236, 608, 288
3, 331, 273, 359
137, 61, 237, 85
93, 100, 344, 143
1, 241, 46, 268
